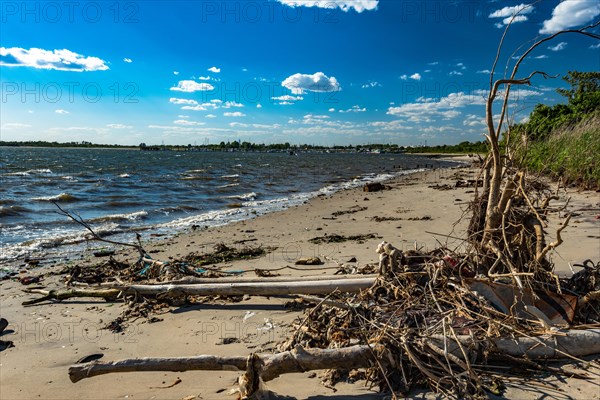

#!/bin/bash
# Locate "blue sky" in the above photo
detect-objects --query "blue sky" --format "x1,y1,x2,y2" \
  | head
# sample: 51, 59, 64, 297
1, 0, 599, 146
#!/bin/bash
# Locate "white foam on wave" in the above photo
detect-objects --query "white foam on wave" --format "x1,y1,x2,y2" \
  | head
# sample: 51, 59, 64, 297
0, 222, 122, 263
5, 168, 53, 176
2, 167, 426, 265
119, 173, 131, 178
88, 210, 148, 223
221, 174, 239, 179
217, 183, 239, 189
224, 192, 257, 201
158, 208, 246, 230
159, 169, 424, 232
31, 192, 79, 202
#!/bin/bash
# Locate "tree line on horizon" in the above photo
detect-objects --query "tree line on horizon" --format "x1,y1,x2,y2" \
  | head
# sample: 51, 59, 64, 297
0, 139, 488, 153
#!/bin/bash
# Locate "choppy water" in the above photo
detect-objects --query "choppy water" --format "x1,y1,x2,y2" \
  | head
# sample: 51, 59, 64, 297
0, 147, 455, 266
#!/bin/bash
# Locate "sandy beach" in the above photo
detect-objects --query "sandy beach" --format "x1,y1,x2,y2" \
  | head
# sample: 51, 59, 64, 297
1, 160, 599, 400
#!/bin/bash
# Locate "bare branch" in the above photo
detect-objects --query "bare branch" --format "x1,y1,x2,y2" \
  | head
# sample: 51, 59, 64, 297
53, 202, 147, 258
536, 214, 572, 262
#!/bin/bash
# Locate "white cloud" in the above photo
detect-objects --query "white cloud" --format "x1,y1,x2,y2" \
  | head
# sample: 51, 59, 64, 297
275, 0, 378, 13
169, 97, 199, 105
173, 71, 179, 75
48, 126, 109, 135
1, 122, 31, 130
170, 80, 214, 92
272, 94, 304, 104
361, 81, 381, 88
387, 92, 490, 122
534, 54, 549, 59
463, 114, 486, 127
230, 122, 249, 128
328, 108, 336, 112
489, 3, 534, 18
502, 15, 529, 25
205, 114, 217, 118
252, 123, 281, 129
222, 101, 244, 108
107, 124, 133, 129
339, 105, 366, 113
256, 103, 263, 108
590, 43, 600, 49
489, 4, 533, 26
174, 120, 205, 126
123, 58, 133, 63
223, 112, 246, 117
477, 69, 492, 74
401, 73, 421, 81
449, 71, 463, 76
548, 42, 567, 51
208, 66, 221, 73
304, 114, 330, 119
55, 109, 69, 114
181, 105, 208, 111
540, 0, 600, 34
368, 120, 407, 131
0, 47, 108, 71
428, 61, 439, 66
282, 72, 340, 95
198, 76, 211, 80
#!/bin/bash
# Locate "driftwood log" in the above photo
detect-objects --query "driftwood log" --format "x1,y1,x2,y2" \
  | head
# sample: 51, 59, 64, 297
23, 278, 376, 305
110, 278, 377, 297
68, 344, 378, 383
94, 274, 379, 286
69, 329, 600, 397
22, 288, 121, 306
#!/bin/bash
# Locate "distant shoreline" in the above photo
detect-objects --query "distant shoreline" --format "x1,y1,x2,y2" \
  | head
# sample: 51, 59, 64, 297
0, 146, 483, 156
0, 145, 139, 150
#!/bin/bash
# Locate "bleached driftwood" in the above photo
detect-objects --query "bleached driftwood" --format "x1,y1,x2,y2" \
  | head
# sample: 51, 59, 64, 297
109, 278, 377, 297
22, 288, 121, 306
430, 328, 600, 359
24, 278, 376, 305
69, 344, 379, 384
69, 329, 600, 397
96, 274, 379, 286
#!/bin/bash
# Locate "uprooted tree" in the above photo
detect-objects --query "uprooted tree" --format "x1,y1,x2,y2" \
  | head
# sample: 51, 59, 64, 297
472, 14, 600, 284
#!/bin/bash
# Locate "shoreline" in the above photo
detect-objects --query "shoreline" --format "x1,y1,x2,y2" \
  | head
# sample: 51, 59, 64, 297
2, 157, 466, 271
1, 161, 598, 399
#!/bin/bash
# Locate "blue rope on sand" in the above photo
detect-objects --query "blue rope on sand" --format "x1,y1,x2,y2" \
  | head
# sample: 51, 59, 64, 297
137, 255, 170, 277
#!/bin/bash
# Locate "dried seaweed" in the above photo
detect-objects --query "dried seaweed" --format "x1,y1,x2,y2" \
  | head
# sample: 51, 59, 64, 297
309, 233, 381, 244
